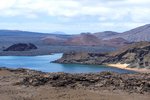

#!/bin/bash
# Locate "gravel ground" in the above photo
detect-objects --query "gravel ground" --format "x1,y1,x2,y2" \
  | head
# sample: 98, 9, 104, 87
0, 68, 150, 100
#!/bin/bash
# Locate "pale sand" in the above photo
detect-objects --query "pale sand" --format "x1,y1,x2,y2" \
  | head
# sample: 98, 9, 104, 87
107, 63, 150, 73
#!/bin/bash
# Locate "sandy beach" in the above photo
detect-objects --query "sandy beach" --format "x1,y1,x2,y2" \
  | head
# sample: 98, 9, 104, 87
107, 63, 150, 73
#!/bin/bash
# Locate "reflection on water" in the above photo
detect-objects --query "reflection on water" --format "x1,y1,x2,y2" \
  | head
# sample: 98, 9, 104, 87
0, 54, 136, 73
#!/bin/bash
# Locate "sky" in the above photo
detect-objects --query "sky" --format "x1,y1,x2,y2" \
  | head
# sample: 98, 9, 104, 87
0, 0, 150, 34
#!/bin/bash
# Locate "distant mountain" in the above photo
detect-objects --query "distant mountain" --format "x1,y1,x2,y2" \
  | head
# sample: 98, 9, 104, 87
104, 24, 150, 42
52, 31, 66, 35
103, 38, 131, 47
0, 30, 46, 36
0, 29, 130, 47
0, 24, 150, 47
65, 33, 102, 45
0, 30, 72, 46
93, 31, 119, 39
42, 32, 131, 47
41, 36, 67, 45
0, 30, 68, 37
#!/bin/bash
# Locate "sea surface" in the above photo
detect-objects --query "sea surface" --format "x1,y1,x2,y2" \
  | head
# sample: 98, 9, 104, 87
0, 54, 136, 73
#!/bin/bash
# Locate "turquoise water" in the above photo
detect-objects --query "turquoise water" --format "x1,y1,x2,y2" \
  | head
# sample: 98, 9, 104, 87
0, 54, 135, 73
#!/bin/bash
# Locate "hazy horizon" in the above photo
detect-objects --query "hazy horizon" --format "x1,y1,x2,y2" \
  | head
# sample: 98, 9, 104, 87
0, 23, 148, 35
0, 0, 149, 34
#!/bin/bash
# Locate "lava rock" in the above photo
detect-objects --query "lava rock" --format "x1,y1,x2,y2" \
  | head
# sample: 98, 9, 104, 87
16, 71, 150, 94
3, 43, 37, 51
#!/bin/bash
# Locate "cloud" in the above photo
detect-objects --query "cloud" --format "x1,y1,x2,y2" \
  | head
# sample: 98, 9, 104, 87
0, 0, 16, 10
0, 0, 149, 33
0, 1, 145, 15
0, 0, 150, 20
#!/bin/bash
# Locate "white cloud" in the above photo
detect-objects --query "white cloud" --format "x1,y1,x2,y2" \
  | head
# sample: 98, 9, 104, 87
126, 0, 150, 4
130, 7, 150, 22
0, 0, 16, 10
0, 0, 149, 20
0, 0, 149, 33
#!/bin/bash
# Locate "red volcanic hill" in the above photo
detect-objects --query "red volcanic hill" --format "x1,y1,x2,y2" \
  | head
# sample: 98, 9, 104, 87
41, 33, 131, 47
41, 36, 66, 45
65, 33, 102, 46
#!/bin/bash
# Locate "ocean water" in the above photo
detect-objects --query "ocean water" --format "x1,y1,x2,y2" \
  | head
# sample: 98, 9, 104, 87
0, 54, 136, 73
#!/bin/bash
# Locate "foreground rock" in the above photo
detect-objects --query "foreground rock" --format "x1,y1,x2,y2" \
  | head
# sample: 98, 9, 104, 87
3, 43, 37, 51
0, 68, 147, 94
54, 42, 150, 68
0, 68, 150, 100
21, 73, 150, 93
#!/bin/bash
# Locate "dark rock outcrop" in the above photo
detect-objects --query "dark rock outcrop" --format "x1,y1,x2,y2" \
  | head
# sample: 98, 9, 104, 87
53, 52, 108, 65
3, 43, 37, 51
54, 42, 150, 68
10, 67, 149, 94
107, 42, 150, 68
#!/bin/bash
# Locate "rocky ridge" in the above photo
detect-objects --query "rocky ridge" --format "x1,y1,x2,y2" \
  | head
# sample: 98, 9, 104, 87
104, 24, 150, 42
54, 42, 150, 68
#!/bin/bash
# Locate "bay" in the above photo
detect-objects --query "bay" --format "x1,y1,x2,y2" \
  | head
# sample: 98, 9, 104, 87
0, 54, 136, 73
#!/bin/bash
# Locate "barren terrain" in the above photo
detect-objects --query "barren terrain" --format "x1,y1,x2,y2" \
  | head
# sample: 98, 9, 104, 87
0, 68, 150, 100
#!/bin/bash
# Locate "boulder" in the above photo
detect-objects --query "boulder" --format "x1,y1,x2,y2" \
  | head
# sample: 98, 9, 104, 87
3, 43, 37, 51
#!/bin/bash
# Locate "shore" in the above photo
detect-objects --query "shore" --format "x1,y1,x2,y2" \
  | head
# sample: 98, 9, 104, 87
107, 63, 150, 73
0, 67, 150, 100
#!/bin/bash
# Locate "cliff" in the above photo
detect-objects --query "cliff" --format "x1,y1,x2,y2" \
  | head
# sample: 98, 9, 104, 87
54, 42, 150, 68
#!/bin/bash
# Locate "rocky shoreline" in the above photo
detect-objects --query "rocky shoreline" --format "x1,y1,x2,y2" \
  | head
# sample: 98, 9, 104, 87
54, 42, 150, 69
